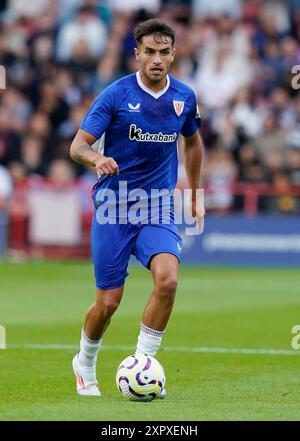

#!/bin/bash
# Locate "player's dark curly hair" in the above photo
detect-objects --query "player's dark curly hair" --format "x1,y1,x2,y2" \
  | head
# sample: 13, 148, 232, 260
134, 19, 175, 46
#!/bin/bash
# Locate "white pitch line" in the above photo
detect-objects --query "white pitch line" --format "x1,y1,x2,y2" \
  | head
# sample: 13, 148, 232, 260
6, 343, 300, 356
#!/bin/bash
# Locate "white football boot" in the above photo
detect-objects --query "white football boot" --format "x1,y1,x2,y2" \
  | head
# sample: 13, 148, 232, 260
72, 353, 101, 397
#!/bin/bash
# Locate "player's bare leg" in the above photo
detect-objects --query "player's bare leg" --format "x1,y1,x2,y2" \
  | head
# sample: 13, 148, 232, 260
84, 286, 125, 340
135, 253, 179, 398
143, 253, 178, 330
73, 286, 124, 396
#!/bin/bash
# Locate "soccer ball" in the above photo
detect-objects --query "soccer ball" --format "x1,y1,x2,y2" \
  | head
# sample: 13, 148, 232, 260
116, 354, 166, 402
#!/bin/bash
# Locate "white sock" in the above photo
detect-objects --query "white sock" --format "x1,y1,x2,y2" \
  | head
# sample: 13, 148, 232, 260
135, 323, 165, 357
78, 328, 103, 369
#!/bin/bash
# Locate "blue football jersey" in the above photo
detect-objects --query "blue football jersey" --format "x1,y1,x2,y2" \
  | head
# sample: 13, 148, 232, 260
80, 71, 201, 222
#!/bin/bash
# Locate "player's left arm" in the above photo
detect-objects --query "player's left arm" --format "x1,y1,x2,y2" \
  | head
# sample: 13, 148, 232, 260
182, 130, 205, 218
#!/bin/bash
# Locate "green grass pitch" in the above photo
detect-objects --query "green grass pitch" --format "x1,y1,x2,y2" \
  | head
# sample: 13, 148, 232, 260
0, 261, 299, 421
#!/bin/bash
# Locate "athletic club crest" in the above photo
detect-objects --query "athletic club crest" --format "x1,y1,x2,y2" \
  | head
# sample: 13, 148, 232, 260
173, 100, 185, 117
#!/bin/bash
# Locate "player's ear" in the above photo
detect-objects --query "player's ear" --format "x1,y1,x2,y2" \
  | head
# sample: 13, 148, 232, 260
171, 47, 176, 63
134, 47, 140, 62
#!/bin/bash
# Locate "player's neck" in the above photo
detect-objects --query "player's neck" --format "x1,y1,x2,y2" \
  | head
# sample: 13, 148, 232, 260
139, 71, 168, 93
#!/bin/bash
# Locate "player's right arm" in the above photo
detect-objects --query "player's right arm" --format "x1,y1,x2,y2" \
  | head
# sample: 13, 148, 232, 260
70, 128, 119, 176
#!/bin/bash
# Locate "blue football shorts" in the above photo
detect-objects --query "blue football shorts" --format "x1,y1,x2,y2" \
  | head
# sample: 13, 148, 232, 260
91, 219, 183, 290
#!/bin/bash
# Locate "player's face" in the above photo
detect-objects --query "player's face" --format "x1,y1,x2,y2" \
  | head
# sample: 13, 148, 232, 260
134, 34, 175, 89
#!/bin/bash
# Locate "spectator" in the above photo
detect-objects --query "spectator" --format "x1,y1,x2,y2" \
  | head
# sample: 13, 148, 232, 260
262, 40, 285, 94
91, 52, 121, 94
47, 158, 76, 188
266, 171, 300, 214
286, 147, 300, 184
37, 80, 69, 130
231, 87, 263, 138
253, 113, 288, 168
0, 164, 13, 209
237, 143, 266, 183
203, 148, 237, 213
195, 37, 253, 109
55, 5, 107, 62
20, 134, 46, 176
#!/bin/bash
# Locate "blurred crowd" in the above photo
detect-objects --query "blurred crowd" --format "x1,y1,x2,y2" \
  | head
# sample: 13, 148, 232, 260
1, 0, 300, 214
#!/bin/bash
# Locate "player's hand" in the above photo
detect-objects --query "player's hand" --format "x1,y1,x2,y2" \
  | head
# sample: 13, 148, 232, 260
94, 155, 119, 176
190, 198, 206, 234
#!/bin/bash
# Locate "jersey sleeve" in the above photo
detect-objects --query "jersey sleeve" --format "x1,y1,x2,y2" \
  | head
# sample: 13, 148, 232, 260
80, 86, 116, 139
180, 91, 201, 137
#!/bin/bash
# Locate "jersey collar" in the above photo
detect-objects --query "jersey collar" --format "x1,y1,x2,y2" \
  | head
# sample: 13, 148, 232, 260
136, 71, 170, 99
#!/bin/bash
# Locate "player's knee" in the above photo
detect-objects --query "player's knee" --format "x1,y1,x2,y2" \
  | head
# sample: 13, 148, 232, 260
155, 273, 178, 296
103, 299, 120, 317
96, 296, 121, 318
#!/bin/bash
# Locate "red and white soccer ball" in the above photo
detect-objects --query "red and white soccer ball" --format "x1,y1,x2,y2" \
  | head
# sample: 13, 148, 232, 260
116, 354, 166, 401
